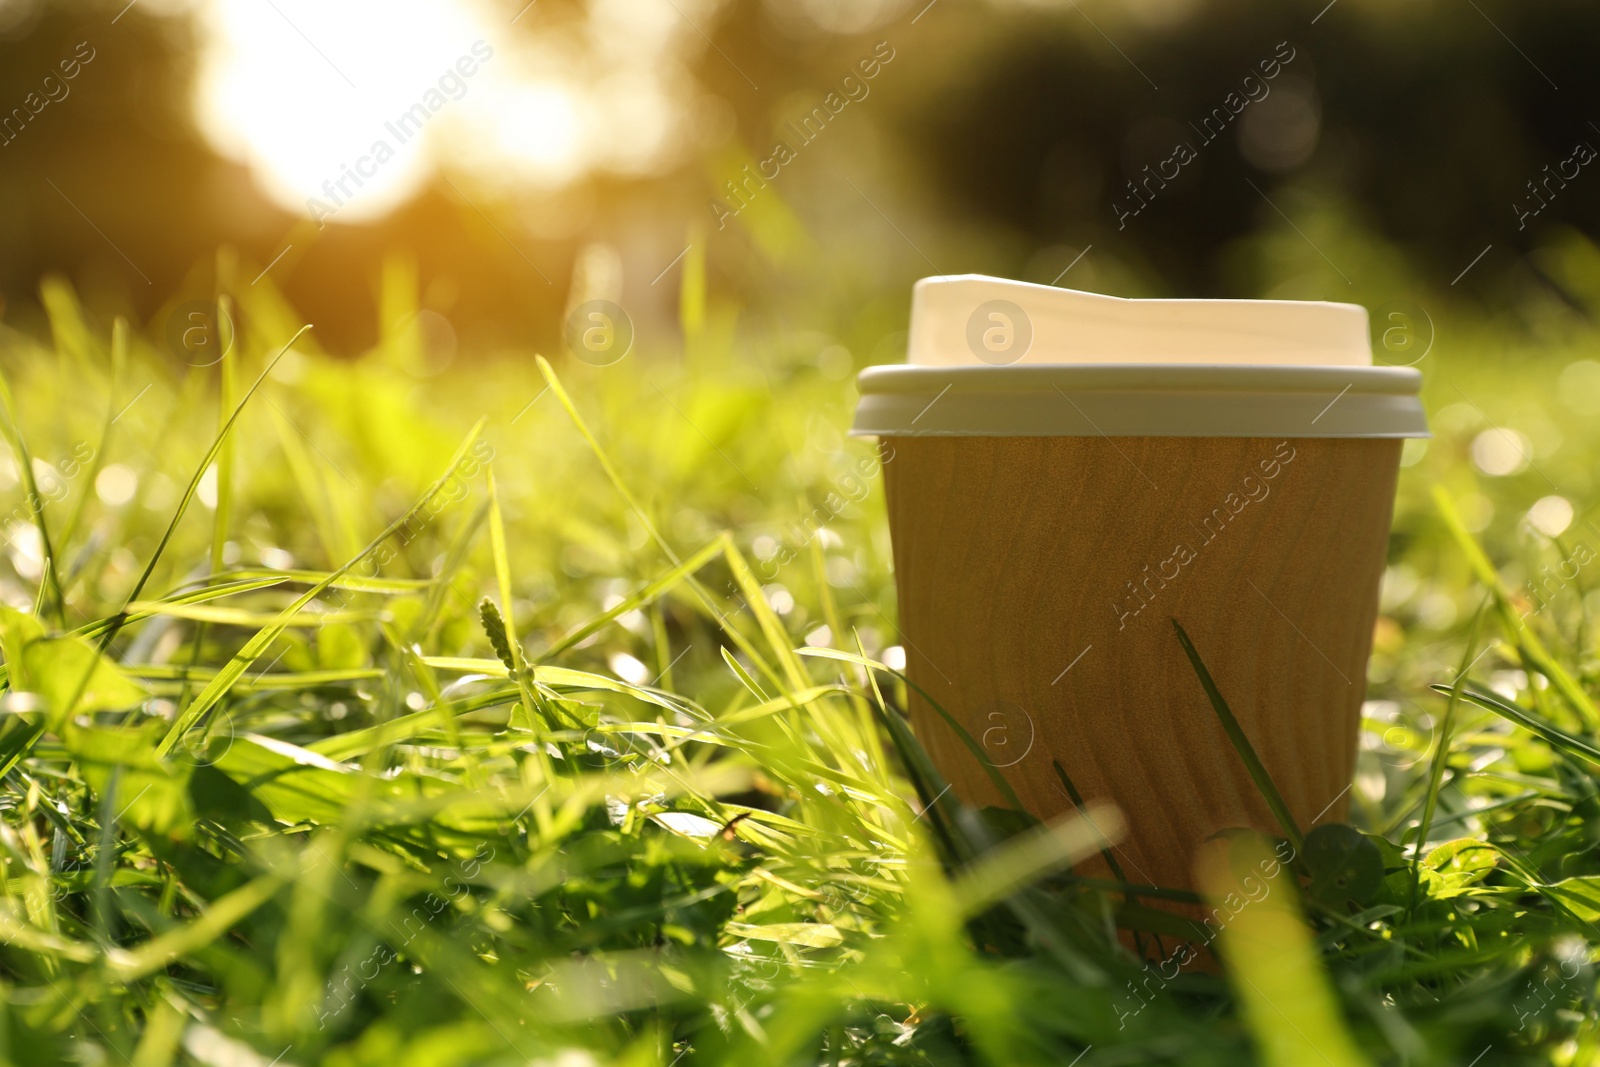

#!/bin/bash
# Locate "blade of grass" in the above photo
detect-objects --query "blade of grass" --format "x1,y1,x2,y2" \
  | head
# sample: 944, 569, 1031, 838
0, 572, 291, 689
108, 872, 287, 982
210, 294, 237, 579
31, 559, 54, 620
536, 355, 783, 691
1076, 876, 1204, 904
798, 646, 1026, 813
1054, 758, 1152, 958
122, 602, 372, 627
722, 538, 812, 695
155, 418, 486, 757
949, 802, 1126, 918
487, 464, 554, 733
1201, 834, 1373, 1067
721, 645, 769, 703
72, 577, 287, 642
0, 722, 45, 781
97, 324, 312, 656
1410, 597, 1488, 908
538, 535, 726, 661
269, 403, 346, 568
49, 326, 303, 721
1434, 487, 1600, 729
648, 606, 674, 691
812, 537, 875, 751
0, 355, 64, 625
57, 315, 126, 559
1052, 760, 1130, 887
1429, 682, 1600, 768
408, 498, 490, 647
1171, 618, 1303, 853
208, 568, 431, 594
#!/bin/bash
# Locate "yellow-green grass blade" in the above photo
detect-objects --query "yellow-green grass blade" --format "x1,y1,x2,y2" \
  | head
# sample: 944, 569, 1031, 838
108, 873, 287, 982
798, 646, 1026, 814
486, 464, 546, 732
97, 324, 313, 656
1202, 834, 1372, 1067
268, 401, 347, 569
205, 567, 431, 592
537, 354, 784, 690
1430, 681, 1600, 768
210, 292, 237, 577
538, 535, 727, 661
1411, 598, 1488, 908
0, 576, 289, 689
949, 802, 1125, 918
1172, 618, 1304, 853
57, 315, 125, 560
155, 418, 487, 757
124, 602, 375, 627
0, 354, 64, 624
1434, 486, 1600, 729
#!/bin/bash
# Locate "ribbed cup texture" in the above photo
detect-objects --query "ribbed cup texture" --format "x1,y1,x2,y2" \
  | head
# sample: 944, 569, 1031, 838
883, 435, 1402, 896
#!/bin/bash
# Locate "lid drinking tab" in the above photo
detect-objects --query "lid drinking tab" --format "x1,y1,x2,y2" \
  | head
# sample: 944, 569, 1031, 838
908, 274, 1372, 368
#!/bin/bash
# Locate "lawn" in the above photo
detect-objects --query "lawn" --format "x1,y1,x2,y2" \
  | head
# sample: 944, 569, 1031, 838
0, 256, 1597, 1066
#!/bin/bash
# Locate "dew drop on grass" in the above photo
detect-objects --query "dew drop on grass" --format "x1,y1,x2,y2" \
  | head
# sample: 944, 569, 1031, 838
94, 463, 138, 506
609, 651, 649, 685
1471, 428, 1531, 476
1490, 670, 1529, 700
1526, 495, 1574, 538
9, 526, 42, 581
762, 584, 794, 615
30, 459, 62, 496
655, 811, 722, 838
197, 464, 219, 509
602, 595, 649, 633
825, 554, 856, 587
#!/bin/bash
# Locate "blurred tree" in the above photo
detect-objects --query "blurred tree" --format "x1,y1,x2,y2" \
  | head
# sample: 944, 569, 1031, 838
0, 0, 1596, 351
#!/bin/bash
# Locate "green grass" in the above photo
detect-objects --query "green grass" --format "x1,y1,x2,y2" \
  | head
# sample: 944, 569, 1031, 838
0, 261, 1597, 1066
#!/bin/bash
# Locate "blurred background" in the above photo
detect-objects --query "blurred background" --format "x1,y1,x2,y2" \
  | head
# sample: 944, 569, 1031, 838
1, 0, 1599, 358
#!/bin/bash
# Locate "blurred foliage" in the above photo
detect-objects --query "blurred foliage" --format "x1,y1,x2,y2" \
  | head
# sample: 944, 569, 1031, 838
2, 0, 1599, 352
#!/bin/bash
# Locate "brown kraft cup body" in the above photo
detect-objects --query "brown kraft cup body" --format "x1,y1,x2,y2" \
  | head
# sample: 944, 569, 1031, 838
881, 433, 1403, 895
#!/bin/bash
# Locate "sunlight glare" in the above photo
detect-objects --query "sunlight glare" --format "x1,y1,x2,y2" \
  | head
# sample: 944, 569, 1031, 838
194, 0, 600, 222
191, 0, 727, 223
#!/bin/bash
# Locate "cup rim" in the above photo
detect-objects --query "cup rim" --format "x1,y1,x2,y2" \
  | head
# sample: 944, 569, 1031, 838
852, 364, 1429, 438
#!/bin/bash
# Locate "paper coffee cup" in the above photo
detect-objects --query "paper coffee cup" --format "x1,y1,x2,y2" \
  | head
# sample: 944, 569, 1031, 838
853, 275, 1428, 901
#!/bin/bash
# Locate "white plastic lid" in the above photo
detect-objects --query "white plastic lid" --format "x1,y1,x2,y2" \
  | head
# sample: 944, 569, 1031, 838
908, 275, 1372, 366
853, 275, 1428, 438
